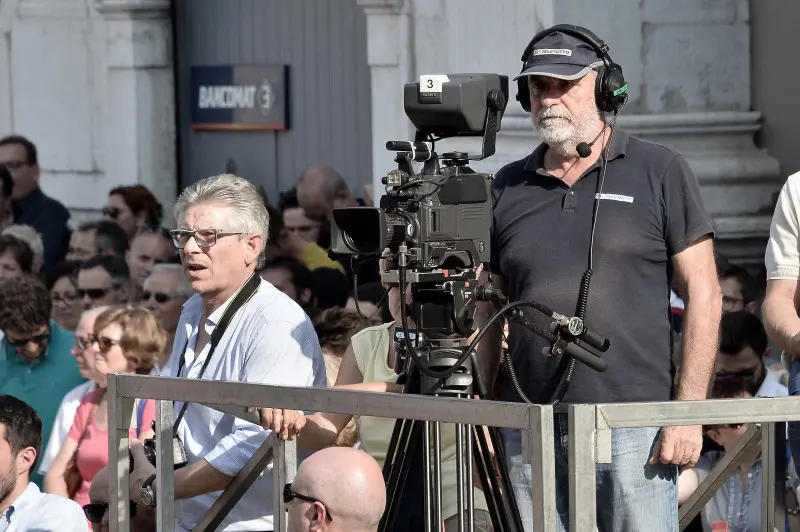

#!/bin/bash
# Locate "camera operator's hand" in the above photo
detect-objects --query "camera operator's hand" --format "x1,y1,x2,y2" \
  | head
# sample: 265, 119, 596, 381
129, 438, 157, 505
248, 408, 306, 440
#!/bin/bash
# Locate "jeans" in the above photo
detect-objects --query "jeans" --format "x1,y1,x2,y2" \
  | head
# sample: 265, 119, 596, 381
788, 359, 800, 478
501, 414, 678, 532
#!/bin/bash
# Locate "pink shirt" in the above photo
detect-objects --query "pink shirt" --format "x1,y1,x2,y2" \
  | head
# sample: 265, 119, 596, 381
67, 388, 155, 508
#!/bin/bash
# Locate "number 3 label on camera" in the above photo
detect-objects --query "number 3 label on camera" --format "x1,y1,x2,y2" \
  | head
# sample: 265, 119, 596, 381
419, 74, 450, 104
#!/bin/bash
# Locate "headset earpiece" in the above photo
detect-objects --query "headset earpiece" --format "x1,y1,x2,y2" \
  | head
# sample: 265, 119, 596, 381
515, 24, 627, 114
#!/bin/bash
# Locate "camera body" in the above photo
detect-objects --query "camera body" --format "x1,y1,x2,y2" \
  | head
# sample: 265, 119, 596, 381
330, 73, 508, 276
130, 435, 189, 470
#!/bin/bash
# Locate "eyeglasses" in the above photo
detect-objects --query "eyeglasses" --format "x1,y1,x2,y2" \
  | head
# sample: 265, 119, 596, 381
716, 367, 759, 380
75, 334, 119, 353
169, 228, 245, 249
78, 288, 110, 300
722, 295, 746, 310
141, 290, 171, 304
83, 501, 137, 523
102, 207, 121, 220
283, 483, 333, 521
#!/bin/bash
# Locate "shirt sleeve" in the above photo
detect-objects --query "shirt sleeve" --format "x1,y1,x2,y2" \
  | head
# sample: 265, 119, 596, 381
38, 392, 75, 474
137, 399, 156, 437
203, 313, 325, 476
766, 172, 800, 280
67, 397, 91, 442
692, 452, 715, 484
298, 242, 345, 272
489, 171, 506, 276
661, 155, 715, 256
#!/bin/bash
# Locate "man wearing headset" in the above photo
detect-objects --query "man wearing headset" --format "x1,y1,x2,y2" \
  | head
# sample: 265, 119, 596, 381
477, 25, 722, 530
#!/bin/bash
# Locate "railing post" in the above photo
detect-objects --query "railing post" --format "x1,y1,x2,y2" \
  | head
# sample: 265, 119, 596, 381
107, 374, 135, 532
155, 400, 175, 532
762, 421, 786, 532
527, 404, 556, 531
569, 404, 597, 532
273, 437, 297, 532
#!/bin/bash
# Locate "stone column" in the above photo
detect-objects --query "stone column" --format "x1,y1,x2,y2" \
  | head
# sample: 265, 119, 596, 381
358, 0, 779, 266
94, 0, 177, 224
356, 0, 414, 206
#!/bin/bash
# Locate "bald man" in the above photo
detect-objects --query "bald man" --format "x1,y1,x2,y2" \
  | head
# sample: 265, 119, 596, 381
296, 164, 359, 222
287, 447, 386, 532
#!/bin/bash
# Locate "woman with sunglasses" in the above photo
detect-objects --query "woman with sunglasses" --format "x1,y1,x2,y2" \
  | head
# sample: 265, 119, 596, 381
44, 305, 166, 520
104, 185, 163, 240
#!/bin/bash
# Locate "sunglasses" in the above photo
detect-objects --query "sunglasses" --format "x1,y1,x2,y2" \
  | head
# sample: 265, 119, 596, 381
283, 483, 333, 521
78, 288, 110, 300
140, 290, 171, 304
5, 331, 50, 348
102, 207, 121, 220
76, 334, 119, 353
715, 367, 759, 380
83, 501, 137, 523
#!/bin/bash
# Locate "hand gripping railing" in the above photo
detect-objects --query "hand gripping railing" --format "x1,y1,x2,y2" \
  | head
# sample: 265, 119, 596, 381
107, 373, 560, 532
567, 397, 800, 532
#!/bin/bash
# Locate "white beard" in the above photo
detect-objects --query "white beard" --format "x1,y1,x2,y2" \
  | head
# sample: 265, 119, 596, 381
533, 104, 602, 157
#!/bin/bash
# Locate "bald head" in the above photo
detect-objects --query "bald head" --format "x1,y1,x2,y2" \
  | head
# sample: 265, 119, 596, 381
296, 165, 354, 221
288, 447, 385, 532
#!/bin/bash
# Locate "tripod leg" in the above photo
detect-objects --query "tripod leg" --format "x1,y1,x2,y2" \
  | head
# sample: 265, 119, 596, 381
433, 422, 443, 532
456, 422, 466, 532
466, 423, 474, 532
424, 420, 432, 532
380, 418, 421, 532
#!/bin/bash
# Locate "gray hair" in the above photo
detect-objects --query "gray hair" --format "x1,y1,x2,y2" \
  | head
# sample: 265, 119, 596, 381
150, 263, 193, 298
3, 224, 43, 263
174, 174, 269, 268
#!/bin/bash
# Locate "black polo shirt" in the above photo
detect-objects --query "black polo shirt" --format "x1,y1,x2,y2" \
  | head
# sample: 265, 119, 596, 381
490, 129, 713, 404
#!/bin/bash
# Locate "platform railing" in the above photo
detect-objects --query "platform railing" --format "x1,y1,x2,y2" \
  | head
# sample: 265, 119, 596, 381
107, 373, 558, 532
568, 397, 800, 532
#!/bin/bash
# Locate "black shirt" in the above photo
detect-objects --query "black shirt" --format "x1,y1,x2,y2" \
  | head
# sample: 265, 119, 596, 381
13, 187, 70, 273
490, 129, 713, 404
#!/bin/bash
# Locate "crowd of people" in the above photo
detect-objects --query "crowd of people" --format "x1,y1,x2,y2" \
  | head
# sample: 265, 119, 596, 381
0, 22, 799, 532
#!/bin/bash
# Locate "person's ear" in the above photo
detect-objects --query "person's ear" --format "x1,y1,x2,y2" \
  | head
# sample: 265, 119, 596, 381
746, 300, 758, 314
244, 234, 264, 266
707, 428, 723, 447
308, 502, 327, 530
300, 288, 312, 304
15, 446, 36, 476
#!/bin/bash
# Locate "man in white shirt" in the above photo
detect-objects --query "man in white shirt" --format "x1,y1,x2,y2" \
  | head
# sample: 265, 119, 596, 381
0, 394, 86, 531
128, 174, 327, 532
37, 306, 108, 475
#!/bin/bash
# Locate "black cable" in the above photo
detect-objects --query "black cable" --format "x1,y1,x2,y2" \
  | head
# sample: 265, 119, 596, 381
350, 257, 389, 322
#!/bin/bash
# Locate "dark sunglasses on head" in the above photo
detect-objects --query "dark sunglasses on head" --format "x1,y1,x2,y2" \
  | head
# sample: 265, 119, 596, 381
102, 207, 121, 220
83, 501, 137, 523
5, 331, 50, 348
283, 483, 333, 521
78, 288, 110, 300
141, 290, 171, 304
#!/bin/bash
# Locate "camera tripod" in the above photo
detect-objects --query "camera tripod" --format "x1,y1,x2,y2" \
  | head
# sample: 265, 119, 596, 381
379, 330, 522, 532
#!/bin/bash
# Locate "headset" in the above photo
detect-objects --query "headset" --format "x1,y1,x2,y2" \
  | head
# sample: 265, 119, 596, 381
515, 24, 628, 114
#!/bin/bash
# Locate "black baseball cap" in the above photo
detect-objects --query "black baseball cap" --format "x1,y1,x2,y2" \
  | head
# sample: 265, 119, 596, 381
514, 31, 604, 81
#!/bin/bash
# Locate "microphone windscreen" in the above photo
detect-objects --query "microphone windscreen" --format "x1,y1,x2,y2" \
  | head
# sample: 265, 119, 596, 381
576, 142, 592, 158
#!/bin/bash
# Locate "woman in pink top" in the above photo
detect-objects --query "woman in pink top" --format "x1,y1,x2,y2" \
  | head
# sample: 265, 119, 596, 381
44, 306, 166, 514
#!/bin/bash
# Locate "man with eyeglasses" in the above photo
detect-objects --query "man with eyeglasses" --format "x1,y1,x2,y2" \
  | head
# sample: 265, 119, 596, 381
0, 395, 86, 531
0, 275, 84, 487
77, 254, 131, 310
286, 447, 385, 532
0, 135, 70, 273
121, 173, 326, 532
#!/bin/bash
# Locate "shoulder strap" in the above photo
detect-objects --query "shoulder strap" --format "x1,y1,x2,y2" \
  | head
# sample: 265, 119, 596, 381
172, 273, 261, 436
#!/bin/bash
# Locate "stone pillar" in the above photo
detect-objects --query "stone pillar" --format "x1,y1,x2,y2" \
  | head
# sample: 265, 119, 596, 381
356, 0, 414, 206
358, 0, 779, 266
94, 0, 177, 224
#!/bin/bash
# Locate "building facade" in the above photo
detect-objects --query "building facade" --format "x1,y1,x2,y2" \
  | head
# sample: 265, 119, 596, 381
0, 0, 790, 266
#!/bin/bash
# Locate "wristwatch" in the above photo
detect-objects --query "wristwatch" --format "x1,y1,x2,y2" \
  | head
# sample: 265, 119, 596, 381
140, 474, 157, 507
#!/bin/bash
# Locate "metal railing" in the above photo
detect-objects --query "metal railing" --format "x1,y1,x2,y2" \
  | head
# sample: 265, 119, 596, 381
568, 397, 800, 532
107, 373, 558, 532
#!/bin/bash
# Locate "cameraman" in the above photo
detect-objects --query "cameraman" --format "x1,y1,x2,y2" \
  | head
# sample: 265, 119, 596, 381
478, 26, 721, 531
125, 174, 327, 532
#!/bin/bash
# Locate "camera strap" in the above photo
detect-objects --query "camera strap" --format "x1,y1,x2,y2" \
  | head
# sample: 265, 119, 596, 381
172, 272, 261, 437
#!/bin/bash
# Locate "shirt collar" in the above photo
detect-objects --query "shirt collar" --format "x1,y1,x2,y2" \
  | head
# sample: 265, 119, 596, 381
2, 482, 38, 522
181, 276, 261, 327
523, 127, 629, 174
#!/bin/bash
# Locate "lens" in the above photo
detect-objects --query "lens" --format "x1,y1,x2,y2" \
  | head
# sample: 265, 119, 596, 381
331, 208, 413, 255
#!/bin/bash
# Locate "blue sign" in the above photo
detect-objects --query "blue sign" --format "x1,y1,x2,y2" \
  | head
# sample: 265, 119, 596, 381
190, 65, 289, 131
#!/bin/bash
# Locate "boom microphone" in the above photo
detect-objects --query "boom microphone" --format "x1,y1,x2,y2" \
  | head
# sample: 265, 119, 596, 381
576, 112, 621, 158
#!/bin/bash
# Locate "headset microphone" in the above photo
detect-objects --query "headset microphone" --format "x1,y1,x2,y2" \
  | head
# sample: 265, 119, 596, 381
575, 111, 622, 158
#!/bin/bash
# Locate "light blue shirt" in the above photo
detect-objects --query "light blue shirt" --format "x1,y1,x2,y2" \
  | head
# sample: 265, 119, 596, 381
0, 482, 86, 532
162, 277, 327, 532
